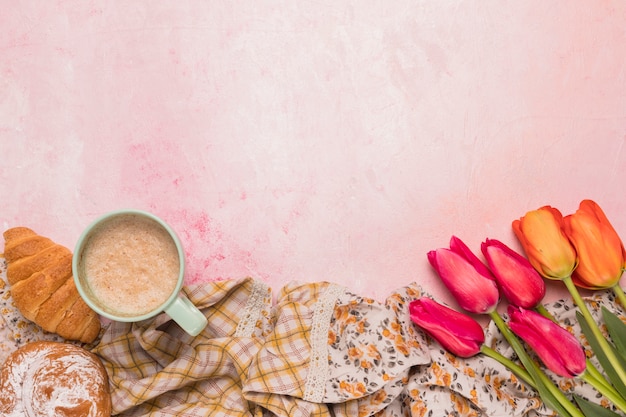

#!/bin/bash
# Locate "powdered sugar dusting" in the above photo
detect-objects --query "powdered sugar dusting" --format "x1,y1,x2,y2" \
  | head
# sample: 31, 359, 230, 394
0, 342, 109, 417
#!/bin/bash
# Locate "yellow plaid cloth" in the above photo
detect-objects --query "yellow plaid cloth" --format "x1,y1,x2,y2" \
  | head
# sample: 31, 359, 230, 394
84, 278, 621, 417
1, 251, 620, 416
242, 281, 431, 417
92, 277, 273, 416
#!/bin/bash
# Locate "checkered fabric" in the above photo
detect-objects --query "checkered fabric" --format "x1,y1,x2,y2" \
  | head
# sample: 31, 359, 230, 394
2, 260, 621, 416
242, 282, 432, 417
89, 280, 620, 417
91, 277, 273, 416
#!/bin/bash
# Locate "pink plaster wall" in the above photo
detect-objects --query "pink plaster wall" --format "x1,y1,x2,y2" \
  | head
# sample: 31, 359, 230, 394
1, 1, 626, 309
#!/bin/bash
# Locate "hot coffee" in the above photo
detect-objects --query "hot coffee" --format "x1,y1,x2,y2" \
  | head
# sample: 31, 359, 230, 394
79, 214, 180, 317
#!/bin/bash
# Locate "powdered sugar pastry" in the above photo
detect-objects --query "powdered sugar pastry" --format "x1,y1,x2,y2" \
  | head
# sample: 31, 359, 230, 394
0, 341, 111, 417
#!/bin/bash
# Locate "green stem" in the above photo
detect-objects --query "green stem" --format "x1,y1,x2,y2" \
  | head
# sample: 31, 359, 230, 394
536, 304, 558, 323
580, 370, 626, 414
612, 284, 626, 311
489, 311, 584, 417
585, 358, 613, 393
480, 345, 535, 388
563, 276, 626, 385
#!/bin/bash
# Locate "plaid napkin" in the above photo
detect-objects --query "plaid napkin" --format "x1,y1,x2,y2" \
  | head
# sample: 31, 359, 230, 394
91, 277, 273, 416
1, 249, 620, 416
90, 278, 529, 417
70, 277, 625, 416
241, 281, 432, 417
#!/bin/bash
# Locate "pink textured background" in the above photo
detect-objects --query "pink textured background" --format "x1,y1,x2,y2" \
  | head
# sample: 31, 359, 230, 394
1, 2, 626, 309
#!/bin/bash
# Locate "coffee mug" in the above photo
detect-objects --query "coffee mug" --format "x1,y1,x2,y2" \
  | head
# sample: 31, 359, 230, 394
73, 209, 208, 336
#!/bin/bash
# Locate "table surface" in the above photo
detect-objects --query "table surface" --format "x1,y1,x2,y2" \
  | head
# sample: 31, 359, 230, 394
2, 1, 625, 309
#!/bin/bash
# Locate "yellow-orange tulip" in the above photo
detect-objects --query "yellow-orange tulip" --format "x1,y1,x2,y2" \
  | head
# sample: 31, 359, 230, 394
512, 206, 577, 280
563, 200, 626, 290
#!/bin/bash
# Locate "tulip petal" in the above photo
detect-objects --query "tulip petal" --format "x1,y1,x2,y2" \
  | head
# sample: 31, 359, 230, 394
428, 247, 499, 314
512, 206, 578, 280
508, 306, 586, 378
450, 235, 494, 279
481, 238, 545, 308
410, 298, 484, 358
564, 200, 625, 289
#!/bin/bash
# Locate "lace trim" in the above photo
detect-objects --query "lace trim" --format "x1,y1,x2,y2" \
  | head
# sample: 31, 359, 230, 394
303, 283, 345, 403
234, 280, 270, 338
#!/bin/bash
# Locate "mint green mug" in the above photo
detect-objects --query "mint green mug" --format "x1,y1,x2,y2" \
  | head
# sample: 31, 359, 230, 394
73, 209, 208, 336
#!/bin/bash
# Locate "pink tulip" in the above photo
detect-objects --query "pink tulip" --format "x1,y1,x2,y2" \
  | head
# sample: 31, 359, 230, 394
508, 305, 586, 378
427, 236, 500, 314
409, 298, 485, 358
481, 238, 546, 308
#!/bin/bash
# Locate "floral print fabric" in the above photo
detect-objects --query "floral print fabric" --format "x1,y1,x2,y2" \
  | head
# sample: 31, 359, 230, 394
243, 282, 431, 417
0, 258, 622, 416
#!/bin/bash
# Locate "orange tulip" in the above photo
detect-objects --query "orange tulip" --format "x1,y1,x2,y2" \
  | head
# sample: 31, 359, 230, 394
563, 200, 626, 289
512, 206, 578, 280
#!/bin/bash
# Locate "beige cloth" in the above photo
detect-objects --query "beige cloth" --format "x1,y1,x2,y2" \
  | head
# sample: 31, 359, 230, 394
1, 262, 620, 416
92, 277, 273, 416
90, 280, 619, 417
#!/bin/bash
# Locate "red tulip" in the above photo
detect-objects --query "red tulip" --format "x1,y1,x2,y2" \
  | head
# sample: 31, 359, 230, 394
481, 238, 546, 308
512, 206, 578, 280
563, 199, 626, 290
409, 298, 485, 358
508, 305, 586, 378
427, 236, 499, 314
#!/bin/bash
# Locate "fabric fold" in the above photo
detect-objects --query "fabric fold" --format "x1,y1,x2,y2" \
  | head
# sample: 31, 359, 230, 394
5, 269, 622, 416
92, 277, 273, 416
242, 282, 432, 417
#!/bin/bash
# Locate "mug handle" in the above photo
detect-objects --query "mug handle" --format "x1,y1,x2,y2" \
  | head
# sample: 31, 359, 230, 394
164, 296, 208, 336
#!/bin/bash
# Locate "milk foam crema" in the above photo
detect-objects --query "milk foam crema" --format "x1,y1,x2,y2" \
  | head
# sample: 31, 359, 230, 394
81, 214, 180, 317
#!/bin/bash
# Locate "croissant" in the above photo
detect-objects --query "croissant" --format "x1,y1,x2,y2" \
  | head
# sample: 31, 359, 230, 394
2, 227, 101, 343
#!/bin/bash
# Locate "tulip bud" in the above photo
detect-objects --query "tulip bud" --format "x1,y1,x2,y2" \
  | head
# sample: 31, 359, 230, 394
481, 238, 546, 308
508, 305, 586, 378
427, 236, 499, 314
512, 206, 578, 280
409, 298, 485, 358
563, 199, 626, 290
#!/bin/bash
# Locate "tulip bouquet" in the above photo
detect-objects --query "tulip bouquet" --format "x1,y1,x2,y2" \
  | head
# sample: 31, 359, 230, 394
410, 200, 626, 417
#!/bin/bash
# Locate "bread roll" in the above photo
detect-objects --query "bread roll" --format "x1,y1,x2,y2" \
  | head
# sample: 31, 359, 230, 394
0, 341, 112, 417
3, 227, 101, 343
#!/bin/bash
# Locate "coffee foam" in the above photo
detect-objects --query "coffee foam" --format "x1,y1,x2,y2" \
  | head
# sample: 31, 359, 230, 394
80, 214, 180, 317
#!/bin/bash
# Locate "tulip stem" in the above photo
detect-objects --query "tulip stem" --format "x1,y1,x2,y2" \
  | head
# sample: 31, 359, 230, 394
580, 370, 626, 414
535, 304, 557, 323
480, 345, 535, 388
489, 311, 584, 417
563, 276, 626, 385
612, 284, 626, 311
584, 358, 613, 393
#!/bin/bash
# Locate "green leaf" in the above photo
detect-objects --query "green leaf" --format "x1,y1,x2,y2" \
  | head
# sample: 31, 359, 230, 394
574, 395, 622, 417
602, 306, 626, 358
577, 311, 626, 399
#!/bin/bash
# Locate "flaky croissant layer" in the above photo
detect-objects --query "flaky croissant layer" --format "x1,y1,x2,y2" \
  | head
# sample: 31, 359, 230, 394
3, 227, 101, 343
